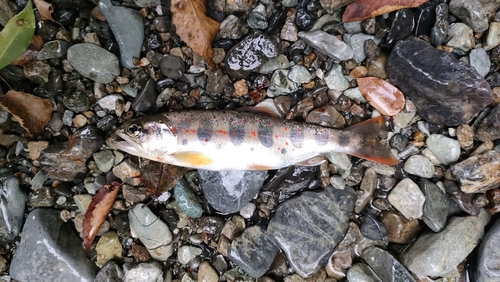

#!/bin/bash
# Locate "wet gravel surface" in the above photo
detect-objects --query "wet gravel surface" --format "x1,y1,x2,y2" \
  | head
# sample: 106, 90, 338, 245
2, 0, 500, 281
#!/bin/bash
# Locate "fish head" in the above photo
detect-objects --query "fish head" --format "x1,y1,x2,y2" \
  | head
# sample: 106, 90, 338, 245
106, 115, 177, 161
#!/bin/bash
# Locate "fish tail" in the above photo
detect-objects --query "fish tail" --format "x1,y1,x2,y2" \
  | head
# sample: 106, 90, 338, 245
344, 116, 399, 165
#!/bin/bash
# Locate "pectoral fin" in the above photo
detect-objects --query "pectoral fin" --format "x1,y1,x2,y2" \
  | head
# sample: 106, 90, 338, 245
171, 151, 214, 167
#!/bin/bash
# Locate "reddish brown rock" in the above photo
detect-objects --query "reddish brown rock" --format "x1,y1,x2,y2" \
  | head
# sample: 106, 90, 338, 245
380, 210, 421, 244
357, 77, 405, 116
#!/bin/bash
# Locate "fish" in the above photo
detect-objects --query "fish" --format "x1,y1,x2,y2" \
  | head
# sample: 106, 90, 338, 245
106, 110, 398, 170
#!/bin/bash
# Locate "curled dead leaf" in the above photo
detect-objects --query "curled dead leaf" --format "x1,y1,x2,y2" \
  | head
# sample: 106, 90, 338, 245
171, 0, 220, 68
82, 181, 121, 256
342, 0, 429, 22
33, 0, 54, 21
0, 90, 52, 138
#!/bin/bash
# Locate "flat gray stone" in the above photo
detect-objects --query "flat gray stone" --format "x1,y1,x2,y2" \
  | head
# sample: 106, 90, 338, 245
324, 64, 349, 92
37, 40, 71, 60
67, 43, 120, 83
477, 219, 500, 282
402, 209, 490, 277
10, 208, 97, 282
362, 246, 415, 282
228, 226, 280, 277
403, 155, 435, 178
99, 0, 144, 69
343, 33, 380, 63
346, 263, 379, 282
123, 261, 163, 282
198, 170, 267, 214
419, 179, 449, 232
449, 0, 500, 33
298, 30, 354, 61
425, 134, 461, 165
267, 186, 356, 277
469, 48, 490, 78
388, 178, 425, 220
0, 175, 27, 243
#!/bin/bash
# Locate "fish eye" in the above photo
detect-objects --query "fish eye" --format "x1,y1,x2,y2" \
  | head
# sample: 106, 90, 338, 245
127, 124, 142, 137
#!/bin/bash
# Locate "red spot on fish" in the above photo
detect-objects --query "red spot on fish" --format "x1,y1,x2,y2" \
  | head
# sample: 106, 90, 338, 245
284, 127, 288, 131
171, 127, 177, 133
277, 147, 281, 150
251, 131, 256, 137
205, 138, 209, 142
285, 142, 289, 146
266, 122, 271, 127
191, 129, 196, 133
218, 130, 228, 135
275, 135, 279, 139
209, 130, 213, 134
200, 122, 204, 126
297, 128, 301, 132
185, 130, 189, 133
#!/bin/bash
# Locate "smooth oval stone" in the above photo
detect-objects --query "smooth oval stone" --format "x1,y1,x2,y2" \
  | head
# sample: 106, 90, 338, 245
430, 3, 449, 47
401, 209, 491, 277
228, 226, 280, 278
403, 155, 435, 178
387, 37, 492, 126
267, 186, 356, 277
67, 43, 120, 83
357, 77, 405, 116
425, 134, 460, 165
388, 178, 426, 220
98, 0, 144, 69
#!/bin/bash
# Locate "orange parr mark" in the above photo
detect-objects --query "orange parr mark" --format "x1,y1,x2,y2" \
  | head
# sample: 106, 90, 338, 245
190, 129, 196, 133
285, 142, 289, 146
205, 138, 209, 142
251, 131, 256, 137
185, 129, 190, 133
209, 130, 213, 134
171, 127, 177, 133
284, 127, 288, 131
275, 135, 279, 139
218, 130, 228, 135
277, 147, 281, 150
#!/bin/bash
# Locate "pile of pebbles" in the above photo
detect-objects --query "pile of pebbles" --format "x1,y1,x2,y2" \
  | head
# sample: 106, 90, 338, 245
1, 0, 500, 281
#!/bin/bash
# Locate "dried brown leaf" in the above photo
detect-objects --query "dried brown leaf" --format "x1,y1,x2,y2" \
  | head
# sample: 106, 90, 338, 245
0, 90, 52, 138
342, 0, 429, 22
33, 0, 54, 21
82, 181, 121, 256
11, 35, 43, 66
171, 0, 220, 68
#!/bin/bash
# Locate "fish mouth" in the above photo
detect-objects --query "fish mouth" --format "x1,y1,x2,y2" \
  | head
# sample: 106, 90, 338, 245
106, 131, 143, 156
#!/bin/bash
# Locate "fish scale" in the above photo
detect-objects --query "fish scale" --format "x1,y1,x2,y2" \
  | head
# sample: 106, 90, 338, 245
106, 110, 398, 170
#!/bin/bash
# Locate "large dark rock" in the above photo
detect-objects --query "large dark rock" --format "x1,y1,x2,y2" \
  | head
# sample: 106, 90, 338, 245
261, 165, 320, 193
10, 208, 97, 281
38, 126, 104, 181
387, 37, 492, 126
267, 186, 356, 277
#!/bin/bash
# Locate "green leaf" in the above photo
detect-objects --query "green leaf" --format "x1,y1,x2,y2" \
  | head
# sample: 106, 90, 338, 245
0, 0, 35, 71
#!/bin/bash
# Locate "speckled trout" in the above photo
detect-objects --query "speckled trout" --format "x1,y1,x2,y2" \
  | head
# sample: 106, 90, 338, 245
106, 110, 398, 170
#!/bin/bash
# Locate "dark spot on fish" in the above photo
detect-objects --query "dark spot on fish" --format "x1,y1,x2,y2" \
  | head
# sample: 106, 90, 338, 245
281, 148, 287, 155
338, 133, 351, 147
197, 123, 212, 145
258, 124, 274, 148
315, 130, 329, 146
290, 126, 304, 148
182, 139, 188, 145
216, 144, 222, 150
229, 122, 245, 146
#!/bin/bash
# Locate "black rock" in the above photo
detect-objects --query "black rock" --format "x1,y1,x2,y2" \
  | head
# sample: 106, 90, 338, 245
414, 0, 438, 36
361, 246, 416, 282
296, 8, 317, 31
262, 165, 320, 193
443, 180, 480, 216
10, 209, 97, 281
386, 9, 415, 46
198, 170, 268, 214
224, 31, 279, 79
476, 105, 500, 142
265, 7, 288, 35
430, 3, 448, 46
228, 226, 280, 278
359, 212, 386, 241
387, 37, 493, 126
160, 54, 185, 79
0, 175, 27, 243
38, 126, 104, 181
95, 261, 124, 282
420, 179, 449, 232
132, 78, 158, 113
267, 186, 356, 277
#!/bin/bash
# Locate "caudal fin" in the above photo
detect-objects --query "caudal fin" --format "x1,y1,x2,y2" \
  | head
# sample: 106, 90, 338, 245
344, 116, 399, 165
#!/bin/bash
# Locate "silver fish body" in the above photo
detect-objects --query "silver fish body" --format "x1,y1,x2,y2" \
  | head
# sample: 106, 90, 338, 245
106, 110, 397, 170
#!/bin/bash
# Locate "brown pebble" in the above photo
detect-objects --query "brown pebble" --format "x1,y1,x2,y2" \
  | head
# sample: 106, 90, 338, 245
486, 188, 500, 215
303, 53, 316, 67
233, 79, 248, 97
380, 210, 421, 244
349, 66, 367, 78
27, 141, 49, 160
129, 242, 151, 262
456, 124, 474, 150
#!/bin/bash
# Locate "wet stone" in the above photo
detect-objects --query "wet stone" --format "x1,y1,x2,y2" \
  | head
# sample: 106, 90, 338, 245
228, 226, 280, 278
98, 0, 144, 69
133, 0, 160, 7
306, 105, 346, 128
387, 37, 492, 126
476, 105, 500, 142
355, 168, 378, 214
296, 8, 317, 31
347, 263, 379, 282
403, 155, 435, 178
247, 4, 267, 30
288, 65, 312, 84
390, 134, 408, 152
388, 178, 425, 220
425, 134, 460, 165
362, 246, 415, 282
386, 9, 414, 46
38, 126, 104, 181
343, 33, 381, 63
449, 0, 500, 33
444, 180, 480, 215
225, 31, 279, 79
268, 70, 298, 97
298, 30, 354, 61
10, 208, 97, 282
380, 210, 420, 244
402, 209, 490, 277
123, 261, 163, 282
0, 175, 27, 243
198, 170, 267, 214
67, 43, 120, 83
485, 22, 500, 50
477, 219, 500, 281
267, 186, 356, 277
37, 40, 71, 60
357, 77, 405, 116
451, 150, 500, 193
456, 124, 474, 150
95, 261, 124, 282
198, 261, 219, 282
430, 3, 448, 46
420, 179, 449, 232
174, 179, 203, 218
262, 165, 319, 194
96, 231, 122, 267
129, 204, 173, 261
160, 54, 185, 79
324, 64, 349, 92
219, 15, 249, 40
206, 69, 231, 94
414, 0, 438, 36
132, 78, 157, 113
24, 61, 51, 84
446, 22, 475, 52
178, 245, 202, 265
280, 10, 298, 42
93, 150, 115, 173
359, 212, 386, 241
258, 54, 289, 74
